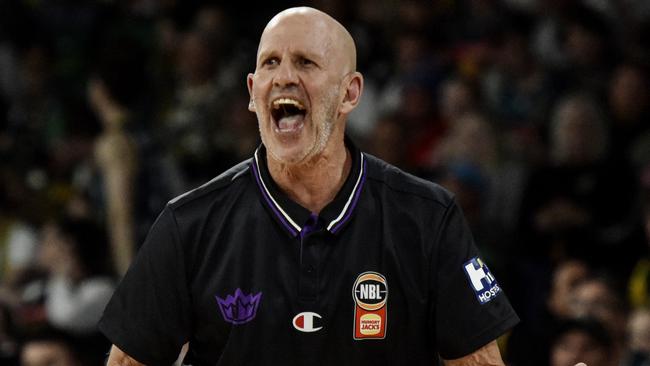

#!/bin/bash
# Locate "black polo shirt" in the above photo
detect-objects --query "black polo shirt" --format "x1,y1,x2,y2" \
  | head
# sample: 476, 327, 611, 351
99, 139, 519, 365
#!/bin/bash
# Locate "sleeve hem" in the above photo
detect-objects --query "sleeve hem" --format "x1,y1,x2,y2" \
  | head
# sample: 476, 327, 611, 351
439, 312, 520, 360
98, 317, 177, 365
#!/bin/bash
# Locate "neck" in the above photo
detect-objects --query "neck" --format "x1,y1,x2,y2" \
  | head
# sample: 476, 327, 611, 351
267, 137, 351, 214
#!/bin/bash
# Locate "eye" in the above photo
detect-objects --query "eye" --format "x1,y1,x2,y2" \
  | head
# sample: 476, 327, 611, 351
298, 57, 315, 67
262, 57, 279, 67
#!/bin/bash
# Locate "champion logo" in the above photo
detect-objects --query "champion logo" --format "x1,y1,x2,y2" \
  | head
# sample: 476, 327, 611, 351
292, 312, 323, 332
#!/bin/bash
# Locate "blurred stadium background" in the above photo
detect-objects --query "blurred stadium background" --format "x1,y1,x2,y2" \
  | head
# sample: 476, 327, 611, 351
0, 0, 649, 365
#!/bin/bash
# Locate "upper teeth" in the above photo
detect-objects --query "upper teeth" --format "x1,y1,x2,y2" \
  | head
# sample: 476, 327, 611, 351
272, 98, 305, 110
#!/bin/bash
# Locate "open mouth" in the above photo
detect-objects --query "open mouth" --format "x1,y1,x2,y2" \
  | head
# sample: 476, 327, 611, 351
271, 98, 307, 133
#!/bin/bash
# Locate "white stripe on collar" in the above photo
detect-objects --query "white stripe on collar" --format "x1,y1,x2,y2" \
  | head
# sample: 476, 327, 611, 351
326, 152, 365, 231
254, 150, 302, 233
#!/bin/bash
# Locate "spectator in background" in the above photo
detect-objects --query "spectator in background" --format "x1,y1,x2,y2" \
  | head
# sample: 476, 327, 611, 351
87, 33, 159, 274
624, 308, 650, 366
0, 167, 49, 328
438, 77, 478, 125
375, 29, 446, 173
38, 217, 114, 336
193, 5, 229, 45
433, 113, 497, 246
0, 209, 39, 286
548, 260, 591, 320
88, 76, 137, 277
437, 162, 488, 236
550, 318, 616, 366
430, 78, 482, 170
4, 43, 65, 167
568, 275, 628, 365
0, 216, 114, 364
518, 93, 638, 271
19, 327, 82, 366
0, 217, 113, 365
434, 112, 497, 172
608, 61, 650, 166
0, 39, 90, 239
221, 92, 263, 162
559, 4, 616, 95
343, 0, 394, 140
531, 0, 572, 70
507, 259, 591, 366
365, 112, 407, 167
548, 93, 608, 166
481, 10, 551, 132
161, 27, 239, 187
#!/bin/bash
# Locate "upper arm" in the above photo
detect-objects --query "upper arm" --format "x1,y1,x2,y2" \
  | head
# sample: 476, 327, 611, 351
107, 345, 146, 366
442, 341, 504, 366
430, 201, 519, 359
98, 206, 191, 364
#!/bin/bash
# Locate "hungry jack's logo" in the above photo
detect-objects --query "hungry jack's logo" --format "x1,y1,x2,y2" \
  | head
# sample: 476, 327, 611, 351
216, 288, 262, 325
352, 271, 388, 340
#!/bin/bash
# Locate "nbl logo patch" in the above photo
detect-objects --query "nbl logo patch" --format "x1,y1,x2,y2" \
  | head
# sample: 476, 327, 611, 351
463, 257, 501, 305
352, 271, 388, 340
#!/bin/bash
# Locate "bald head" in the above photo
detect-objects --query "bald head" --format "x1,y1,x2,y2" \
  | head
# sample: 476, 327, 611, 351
258, 7, 357, 73
247, 6, 364, 168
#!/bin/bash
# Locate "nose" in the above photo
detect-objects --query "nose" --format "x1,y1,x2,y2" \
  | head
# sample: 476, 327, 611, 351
273, 59, 298, 88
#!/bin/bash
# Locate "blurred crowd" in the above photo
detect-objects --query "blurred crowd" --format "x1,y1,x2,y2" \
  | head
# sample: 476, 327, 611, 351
0, 0, 649, 365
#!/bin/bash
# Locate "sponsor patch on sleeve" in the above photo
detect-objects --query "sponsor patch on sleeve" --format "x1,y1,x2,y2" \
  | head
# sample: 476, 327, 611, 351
463, 257, 501, 304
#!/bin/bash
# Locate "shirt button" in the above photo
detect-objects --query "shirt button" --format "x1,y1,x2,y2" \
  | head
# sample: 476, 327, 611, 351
305, 265, 315, 274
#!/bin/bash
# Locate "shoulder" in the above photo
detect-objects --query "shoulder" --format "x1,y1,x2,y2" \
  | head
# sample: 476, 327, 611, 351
167, 159, 252, 211
363, 153, 454, 209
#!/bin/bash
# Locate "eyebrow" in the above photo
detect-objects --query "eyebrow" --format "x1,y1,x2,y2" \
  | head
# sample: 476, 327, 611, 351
257, 48, 325, 65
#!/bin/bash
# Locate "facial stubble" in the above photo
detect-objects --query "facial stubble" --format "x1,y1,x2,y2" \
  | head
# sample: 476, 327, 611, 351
257, 86, 340, 166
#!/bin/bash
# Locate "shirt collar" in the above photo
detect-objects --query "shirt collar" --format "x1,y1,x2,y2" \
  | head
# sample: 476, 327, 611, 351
250, 136, 367, 238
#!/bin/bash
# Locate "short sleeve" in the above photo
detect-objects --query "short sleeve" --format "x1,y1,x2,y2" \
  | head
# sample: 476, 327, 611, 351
431, 200, 519, 360
99, 206, 191, 365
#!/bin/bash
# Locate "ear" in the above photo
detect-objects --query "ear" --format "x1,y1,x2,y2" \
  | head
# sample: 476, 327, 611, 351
339, 72, 364, 115
247, 73, 256, 112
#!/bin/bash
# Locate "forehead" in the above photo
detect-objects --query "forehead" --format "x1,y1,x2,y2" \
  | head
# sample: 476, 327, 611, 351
257, 16, 333, 60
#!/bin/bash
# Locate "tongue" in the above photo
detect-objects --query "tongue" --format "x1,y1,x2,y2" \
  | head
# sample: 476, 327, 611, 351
277, 114, 304, 131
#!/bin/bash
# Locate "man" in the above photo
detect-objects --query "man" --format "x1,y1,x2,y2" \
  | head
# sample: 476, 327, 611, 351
550, 318, 613, 366
101, 7, 519, 365
20, 329, 83, 366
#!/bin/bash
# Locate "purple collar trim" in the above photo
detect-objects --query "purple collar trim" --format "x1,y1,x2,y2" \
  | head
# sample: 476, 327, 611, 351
251, 148, 367, 237
251, 151, 300, 237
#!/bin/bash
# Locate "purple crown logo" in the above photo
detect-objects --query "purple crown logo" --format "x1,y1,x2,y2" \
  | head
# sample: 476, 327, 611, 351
216, 288, 262, 325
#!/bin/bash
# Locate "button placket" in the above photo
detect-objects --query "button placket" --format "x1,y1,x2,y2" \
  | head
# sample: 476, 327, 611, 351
298, 214, 320, 302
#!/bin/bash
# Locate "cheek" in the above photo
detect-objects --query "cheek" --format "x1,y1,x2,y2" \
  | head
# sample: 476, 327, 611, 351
314, 88, 340, 117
